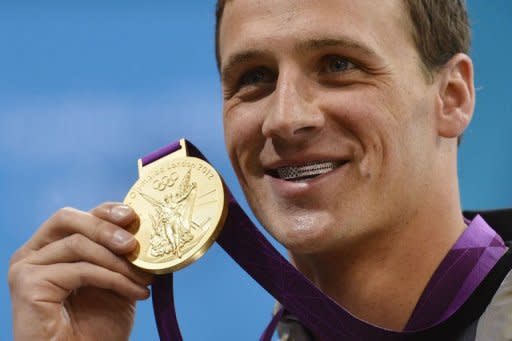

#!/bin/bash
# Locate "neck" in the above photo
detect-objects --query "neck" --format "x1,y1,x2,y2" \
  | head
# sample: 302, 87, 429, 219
290, 178, 466, 330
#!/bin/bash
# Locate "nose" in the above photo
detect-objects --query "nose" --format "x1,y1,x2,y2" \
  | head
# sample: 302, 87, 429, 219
261, 68, 324, 141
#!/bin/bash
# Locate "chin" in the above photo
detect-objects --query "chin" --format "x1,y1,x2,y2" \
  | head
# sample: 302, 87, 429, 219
264, 213, 339, 255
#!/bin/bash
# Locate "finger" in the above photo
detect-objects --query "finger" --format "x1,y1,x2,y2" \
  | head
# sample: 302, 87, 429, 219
40, 262, 150, 301
89, 202, 140, 238
24, 233, 152, 286
89, 202, 138, 227
26, 207, 137, 254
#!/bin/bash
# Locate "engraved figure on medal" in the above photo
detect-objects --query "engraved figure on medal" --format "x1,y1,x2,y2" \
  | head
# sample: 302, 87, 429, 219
138, 168, 204, 260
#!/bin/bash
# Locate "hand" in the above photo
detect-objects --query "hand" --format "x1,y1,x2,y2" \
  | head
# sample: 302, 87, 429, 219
8, 202, 153, 341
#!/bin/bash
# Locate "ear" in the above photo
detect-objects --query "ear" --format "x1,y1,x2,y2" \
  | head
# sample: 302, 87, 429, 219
435, 53, 475, 139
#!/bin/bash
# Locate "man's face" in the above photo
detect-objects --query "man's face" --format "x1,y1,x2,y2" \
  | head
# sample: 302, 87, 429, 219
219, 0, 440, 254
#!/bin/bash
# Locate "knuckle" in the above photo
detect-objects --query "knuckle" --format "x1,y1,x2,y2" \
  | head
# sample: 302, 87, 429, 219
64, 233, 85, 253
8, 262, 32, 292
7, 262, 19, 289
91, 218, 114, 242
52, 206, 77, 225
111, 272, 127, 289
9, 247, 26, 267
74, 262, 89, 286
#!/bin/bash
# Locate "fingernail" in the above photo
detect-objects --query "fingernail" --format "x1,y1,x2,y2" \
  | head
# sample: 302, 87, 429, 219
110, 205, 133, 221
112, 229, 135, 247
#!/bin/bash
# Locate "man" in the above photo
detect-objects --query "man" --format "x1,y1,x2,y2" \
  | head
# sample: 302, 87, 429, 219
8, 0, 512, 340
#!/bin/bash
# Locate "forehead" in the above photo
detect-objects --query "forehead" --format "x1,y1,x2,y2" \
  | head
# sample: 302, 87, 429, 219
218, 0, 412, 67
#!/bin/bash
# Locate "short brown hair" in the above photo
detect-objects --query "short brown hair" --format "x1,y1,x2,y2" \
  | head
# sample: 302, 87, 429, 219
214, 0, 471, 76
403, 0, 471, 79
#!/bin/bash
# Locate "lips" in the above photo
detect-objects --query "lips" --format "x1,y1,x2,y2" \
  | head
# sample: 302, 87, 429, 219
269, 160, 348, 182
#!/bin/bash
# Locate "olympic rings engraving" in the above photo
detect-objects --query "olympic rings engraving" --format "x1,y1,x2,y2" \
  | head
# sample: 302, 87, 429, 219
152, 172, 180, 191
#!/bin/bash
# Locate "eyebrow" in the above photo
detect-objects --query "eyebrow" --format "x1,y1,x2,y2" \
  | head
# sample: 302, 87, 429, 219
221, 36, 379, 80
294, 37, 378, 59
221, 49, 270, 81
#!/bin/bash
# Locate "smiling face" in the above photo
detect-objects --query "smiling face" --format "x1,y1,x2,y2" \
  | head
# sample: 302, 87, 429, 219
219, 0, 444, 254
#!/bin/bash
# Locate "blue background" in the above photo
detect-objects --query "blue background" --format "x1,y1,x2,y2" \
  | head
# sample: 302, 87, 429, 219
1, 1, 511, 340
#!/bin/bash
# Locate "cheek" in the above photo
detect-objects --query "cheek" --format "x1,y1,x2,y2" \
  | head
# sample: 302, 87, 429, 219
223, 105, 265, 176
321, 89, 413, 186
322, 91, 397, 153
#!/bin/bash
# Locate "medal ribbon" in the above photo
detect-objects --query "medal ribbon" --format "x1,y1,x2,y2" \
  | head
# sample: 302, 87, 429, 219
144, 140, 507, 340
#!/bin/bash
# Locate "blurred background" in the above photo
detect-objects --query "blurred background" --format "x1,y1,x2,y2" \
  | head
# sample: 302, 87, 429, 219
1, 1, 511, 340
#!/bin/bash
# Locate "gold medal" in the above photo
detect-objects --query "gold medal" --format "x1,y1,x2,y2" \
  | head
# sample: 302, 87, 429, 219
123, 140, 228, 274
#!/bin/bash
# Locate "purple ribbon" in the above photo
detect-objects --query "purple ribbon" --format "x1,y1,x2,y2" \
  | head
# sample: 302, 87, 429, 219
145, 140, 507, 340
404, 215, 506, 330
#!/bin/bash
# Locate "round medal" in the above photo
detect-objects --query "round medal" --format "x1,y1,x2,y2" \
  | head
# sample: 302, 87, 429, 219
124, 156, 227, 274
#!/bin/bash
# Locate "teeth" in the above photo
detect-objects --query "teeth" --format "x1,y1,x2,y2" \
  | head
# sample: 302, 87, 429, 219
277, 161, 339, 181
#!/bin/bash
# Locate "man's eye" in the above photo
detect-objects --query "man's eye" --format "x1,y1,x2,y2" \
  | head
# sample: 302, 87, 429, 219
239, 67, 275, 87
323, 55, 355, 73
